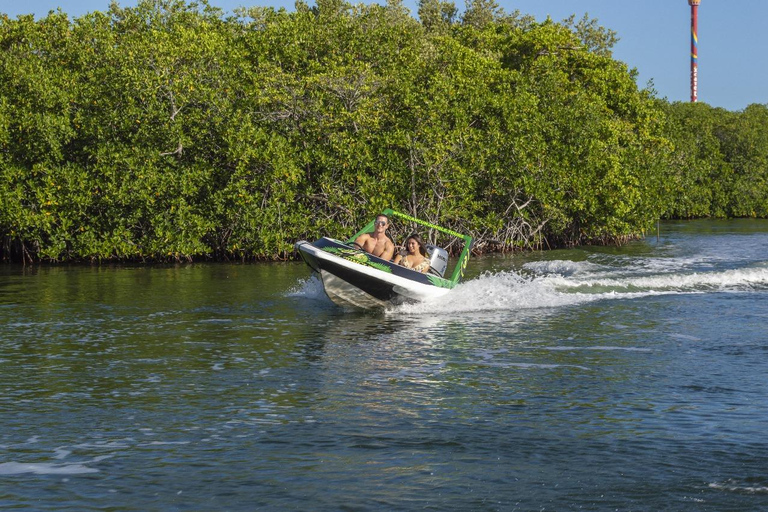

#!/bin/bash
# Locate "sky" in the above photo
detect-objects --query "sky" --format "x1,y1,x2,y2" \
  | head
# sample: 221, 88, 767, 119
2, 0, 766, 111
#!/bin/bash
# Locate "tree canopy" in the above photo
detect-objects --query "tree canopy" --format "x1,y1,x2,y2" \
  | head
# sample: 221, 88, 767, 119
1, 0, 766, 263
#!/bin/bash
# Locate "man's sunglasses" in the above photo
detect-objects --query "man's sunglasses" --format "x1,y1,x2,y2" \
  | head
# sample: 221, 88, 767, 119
374, 220, 387, 226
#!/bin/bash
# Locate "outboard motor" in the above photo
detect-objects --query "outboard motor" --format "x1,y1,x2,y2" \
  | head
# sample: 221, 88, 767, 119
425, 245, 448, 278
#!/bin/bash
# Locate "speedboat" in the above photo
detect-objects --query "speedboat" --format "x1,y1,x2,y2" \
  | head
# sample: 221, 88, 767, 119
295, 209, 473, 309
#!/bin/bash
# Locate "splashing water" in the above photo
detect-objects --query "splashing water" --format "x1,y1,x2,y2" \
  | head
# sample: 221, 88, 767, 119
286, 274, 332, 304
289, 222, 768, 318
392, 255, 768, 316
392, 270, 595, 316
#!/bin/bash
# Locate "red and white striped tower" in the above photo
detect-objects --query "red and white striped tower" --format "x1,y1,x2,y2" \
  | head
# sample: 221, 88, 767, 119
688, 0, 701, 102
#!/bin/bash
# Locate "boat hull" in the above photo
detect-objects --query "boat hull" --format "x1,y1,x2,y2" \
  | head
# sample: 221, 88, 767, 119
295, 238, 453, 309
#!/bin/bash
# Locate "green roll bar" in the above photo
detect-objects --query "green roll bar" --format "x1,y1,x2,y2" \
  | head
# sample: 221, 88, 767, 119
347, 209, 474, 285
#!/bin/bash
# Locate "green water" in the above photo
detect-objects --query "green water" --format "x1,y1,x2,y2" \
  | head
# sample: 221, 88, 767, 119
2, 220, 768, 510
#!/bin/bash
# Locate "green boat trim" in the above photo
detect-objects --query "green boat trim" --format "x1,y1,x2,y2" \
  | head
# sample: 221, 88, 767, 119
347, 209, 473, 286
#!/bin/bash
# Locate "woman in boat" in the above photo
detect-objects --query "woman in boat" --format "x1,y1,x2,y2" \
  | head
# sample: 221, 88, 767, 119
394, 234, 431, 273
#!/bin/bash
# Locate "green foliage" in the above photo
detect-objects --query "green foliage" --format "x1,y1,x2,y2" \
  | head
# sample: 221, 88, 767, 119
418, 0, 457, 33
661, 102, 768, 219
1, 1, 766, 263
461, 0, 503, 29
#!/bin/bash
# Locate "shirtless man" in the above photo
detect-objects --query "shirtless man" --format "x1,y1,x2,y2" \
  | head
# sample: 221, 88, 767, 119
354, 214, 395, 261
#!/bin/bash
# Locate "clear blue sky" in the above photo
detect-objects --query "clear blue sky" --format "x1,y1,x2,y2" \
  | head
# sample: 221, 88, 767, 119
3, 0, 766, 111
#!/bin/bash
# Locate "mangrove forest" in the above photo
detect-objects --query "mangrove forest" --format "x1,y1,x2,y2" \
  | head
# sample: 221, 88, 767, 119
1, 0, 767, 263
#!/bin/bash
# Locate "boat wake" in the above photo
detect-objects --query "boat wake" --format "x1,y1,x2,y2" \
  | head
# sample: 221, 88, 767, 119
391, 259, 768, 316
288, 254, 768, 316
543, 264, 768, 294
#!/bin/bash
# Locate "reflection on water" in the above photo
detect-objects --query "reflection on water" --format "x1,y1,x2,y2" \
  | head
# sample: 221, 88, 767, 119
2, 221, 768, 510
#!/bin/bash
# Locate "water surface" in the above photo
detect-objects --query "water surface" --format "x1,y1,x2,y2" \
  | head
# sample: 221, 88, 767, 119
2, 220, 768, 510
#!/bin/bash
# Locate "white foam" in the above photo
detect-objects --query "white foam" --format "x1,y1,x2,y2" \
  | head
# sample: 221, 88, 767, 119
524, 259, 605, 276
631, 255, 715, 273
709, 480, 768, 494
389, 262, 768, 317
392, 270, 595, 316
286, 275, 332, 303
551, 266, 768, 293
0, 461, 99, 475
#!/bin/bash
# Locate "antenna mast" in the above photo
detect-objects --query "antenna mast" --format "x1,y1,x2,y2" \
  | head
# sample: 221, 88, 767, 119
688, 0, 700, 102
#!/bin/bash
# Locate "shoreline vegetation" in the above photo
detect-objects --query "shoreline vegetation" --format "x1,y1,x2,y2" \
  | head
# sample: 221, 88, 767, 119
1, 0, 767, 264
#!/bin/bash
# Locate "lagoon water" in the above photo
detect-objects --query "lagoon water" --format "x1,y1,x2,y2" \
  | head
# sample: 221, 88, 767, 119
2, 220, 768, 510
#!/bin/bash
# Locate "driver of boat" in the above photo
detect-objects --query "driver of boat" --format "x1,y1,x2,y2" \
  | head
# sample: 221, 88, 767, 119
353, 214, 395, 260
393, 234, 431, 273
